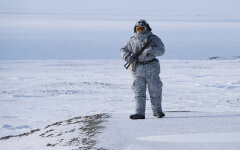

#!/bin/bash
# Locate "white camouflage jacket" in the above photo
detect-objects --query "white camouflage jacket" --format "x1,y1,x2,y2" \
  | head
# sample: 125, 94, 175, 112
120, 31, 165, 62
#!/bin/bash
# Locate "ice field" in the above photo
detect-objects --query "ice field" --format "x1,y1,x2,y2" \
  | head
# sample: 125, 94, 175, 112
0, 59, 240, 149
1, 0, 240, 149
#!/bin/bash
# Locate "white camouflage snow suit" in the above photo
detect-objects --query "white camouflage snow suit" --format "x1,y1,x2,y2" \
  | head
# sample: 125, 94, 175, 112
120, 23, 165, 115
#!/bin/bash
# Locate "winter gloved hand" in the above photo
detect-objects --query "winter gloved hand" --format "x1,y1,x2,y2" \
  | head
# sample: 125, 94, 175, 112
142, 48, 152, 57
125, 55, 136, 63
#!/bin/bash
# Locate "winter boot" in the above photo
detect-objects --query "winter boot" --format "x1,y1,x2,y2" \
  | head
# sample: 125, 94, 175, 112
154, 112, 165, 118
130, 114, 145, 120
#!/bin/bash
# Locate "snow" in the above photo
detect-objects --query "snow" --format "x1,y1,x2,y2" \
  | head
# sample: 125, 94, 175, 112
98, 112, 240, 150
0, 59, 240, 149
1, 0, 240, 149
138, 132, 240, 143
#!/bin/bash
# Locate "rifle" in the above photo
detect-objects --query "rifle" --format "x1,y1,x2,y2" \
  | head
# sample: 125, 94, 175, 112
124, 39, 152, 69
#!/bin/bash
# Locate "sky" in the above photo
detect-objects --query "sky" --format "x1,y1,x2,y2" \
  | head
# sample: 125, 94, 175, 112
0, 0, 240, 60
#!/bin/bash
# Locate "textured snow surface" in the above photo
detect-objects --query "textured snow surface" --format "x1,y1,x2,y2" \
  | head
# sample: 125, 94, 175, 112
0, 59, 240, 149
138, 132, 240, 143
98, 112, 240, 150
0, 113, 110, 150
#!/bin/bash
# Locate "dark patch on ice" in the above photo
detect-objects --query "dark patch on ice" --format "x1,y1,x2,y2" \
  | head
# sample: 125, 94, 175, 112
224, 98, 240, 104
46, 143, 58, 147
40, 89, 85, 96
42, 81, 116, 89
208, 56, 225, 60
232, 81, 240, 85
216, 85, 239, 89
0, 99, 18, 102
0, 113, 110, 150
45, 63, 102, 67
42, 113, 110, 149
39, 129, 54, 137
82, 81, 113, 87
13, 95, 43, 98
0, 129, 40, 140
15, 125, 31, 129
192, 75, 213, 78
0, 116, 17, 119
1, 91, 11, 94
230, 56, 240, 59
2, 125, 31, 130
227, 86, 239, 89
1, 81, 119, 98
2, 125, 13, 129
1, 90, 44, 98
165, 110, 193, 113
44, 121, 63, 129
39, 81, 117, 96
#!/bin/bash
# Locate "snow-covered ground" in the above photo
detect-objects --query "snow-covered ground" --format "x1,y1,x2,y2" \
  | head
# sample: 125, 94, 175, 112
1, 0, 240, 149
0, 59, 240, 149
98, 112, 240, 150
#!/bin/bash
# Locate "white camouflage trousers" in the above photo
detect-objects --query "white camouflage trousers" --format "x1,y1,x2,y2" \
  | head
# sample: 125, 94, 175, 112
131, 60, 163, 115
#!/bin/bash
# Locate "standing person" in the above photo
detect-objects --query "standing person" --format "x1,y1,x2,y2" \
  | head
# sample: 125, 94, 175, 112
120, 19, 165, 119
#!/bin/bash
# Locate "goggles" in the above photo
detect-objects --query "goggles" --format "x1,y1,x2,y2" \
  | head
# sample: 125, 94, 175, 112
136, 26, 146, 32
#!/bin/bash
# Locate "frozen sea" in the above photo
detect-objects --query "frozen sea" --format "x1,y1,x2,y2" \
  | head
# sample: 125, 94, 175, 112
1, 0, 240, 149
1, 13, 240, 60
0, 59, 240, 149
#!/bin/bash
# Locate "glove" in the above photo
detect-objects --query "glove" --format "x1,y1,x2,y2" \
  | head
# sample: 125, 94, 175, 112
125, 55, 135, 63
142, 48, 152, 57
